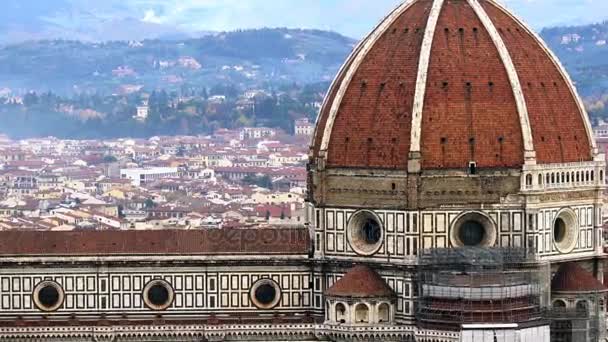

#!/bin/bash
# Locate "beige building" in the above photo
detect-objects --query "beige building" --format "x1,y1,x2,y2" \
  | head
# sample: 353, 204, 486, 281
295, 118, 314, 136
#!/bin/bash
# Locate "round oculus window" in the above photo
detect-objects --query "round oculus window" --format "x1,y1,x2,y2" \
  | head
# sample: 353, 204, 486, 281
554, 218, 567, 243
255, 284, 277, 305
450, 212, 496, 248
459, 220, 486, 246
553, 209, 578, 253
347, 210, 384, 256
33, 280, 64, 312
142, 280, 174, 311
250, 279, 281, 309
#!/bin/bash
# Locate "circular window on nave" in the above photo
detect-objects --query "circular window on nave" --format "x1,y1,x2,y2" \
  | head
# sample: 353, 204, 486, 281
33, 280, 65, 312
142, 279, 175, 311
347, 210, 384, 256
450, 212, 497, 248
250, 279, 281, 309
553, 209, 579, 254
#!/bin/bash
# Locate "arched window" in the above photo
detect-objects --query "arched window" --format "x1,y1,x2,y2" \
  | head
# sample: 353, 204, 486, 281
586, 171, 590, 182
561, 172, 565, 183
336, 302, 347, 323
355, 303, 369, 323
601, 170, 605, 182
538, 174, 543, 186
576, 300, 589, 312
551, 173, 555, 184
546, 173, 550, 185
591, 171, 595, 181
566, 172, 570, 183
576, 172, 580, 183
526, 174, 533, 187
378, 303, 391, 323
553, 299, 567, 309
326, 301, 330, 321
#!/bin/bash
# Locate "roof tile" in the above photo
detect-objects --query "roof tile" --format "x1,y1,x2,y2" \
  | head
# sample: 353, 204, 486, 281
326, 265, 395, 298
0, 228, 309, 256
552, 262, 608, 293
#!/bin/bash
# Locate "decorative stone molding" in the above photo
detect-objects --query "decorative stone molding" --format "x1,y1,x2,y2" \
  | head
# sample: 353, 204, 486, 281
521, 161, 606, 192
325, 298, 395, 326
0, 323, 460, 341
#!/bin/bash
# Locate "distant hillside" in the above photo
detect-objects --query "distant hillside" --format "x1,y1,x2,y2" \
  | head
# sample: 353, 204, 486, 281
541, 22, 608, 96
0, 28, 356, 95
4, 23, 608, 139
541, 21, 608, 121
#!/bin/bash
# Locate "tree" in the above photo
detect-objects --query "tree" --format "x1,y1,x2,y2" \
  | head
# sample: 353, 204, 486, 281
258, 175, 273, 189
200, 87, 209, 100
242, 175, 273, 189
176, 145, 186, 157
103, 155, 118, 163
144, 199, 156, 209
23, 92, 39, 106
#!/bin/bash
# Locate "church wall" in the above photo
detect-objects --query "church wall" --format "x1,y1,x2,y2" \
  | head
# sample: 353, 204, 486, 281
314, 202, 602, 261
0, 264, 315, 318
528, 205, 599, 258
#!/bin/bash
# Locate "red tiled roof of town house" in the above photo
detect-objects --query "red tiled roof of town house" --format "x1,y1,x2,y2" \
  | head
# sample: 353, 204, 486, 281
311, 0, 594, 170
551, 263, 608, 293
0, 228, 309, 256
326, 265, 395, 298
255, 205, 292, 218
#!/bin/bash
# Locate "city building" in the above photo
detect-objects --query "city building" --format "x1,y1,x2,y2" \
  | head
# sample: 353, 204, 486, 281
295, 118, 314, 136
134, 105, 149, 121
239, 127, 277, 140
120, 167, 179, 186
594, 122, 608, 162
0, 0, 605, 341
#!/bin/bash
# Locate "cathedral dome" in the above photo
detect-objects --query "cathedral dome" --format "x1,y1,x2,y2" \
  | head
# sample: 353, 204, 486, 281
312, 0, 596, 171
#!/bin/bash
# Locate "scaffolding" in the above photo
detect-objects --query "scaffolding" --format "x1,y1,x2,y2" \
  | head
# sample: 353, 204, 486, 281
548, 295, 605, 342
416, 247, 549, 330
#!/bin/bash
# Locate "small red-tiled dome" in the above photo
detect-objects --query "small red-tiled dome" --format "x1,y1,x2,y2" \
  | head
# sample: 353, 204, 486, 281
326, 265, 395, 298
552, 263, 608, 293
312, 0, 595, 170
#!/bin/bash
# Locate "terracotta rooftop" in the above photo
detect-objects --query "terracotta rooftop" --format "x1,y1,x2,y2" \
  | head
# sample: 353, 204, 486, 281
312, 0, 594, 170
0, 228, 310, 256
326, 265, 395, 298
552, 262, 608, 293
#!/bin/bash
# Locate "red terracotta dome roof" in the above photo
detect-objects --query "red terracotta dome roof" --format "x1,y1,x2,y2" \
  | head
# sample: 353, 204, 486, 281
325, 265, 396, 298
552, 262, 608, 293
312, 0, 595, 170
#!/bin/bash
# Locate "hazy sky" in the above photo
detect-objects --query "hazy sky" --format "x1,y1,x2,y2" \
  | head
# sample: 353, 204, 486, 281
134, 0, 608, 37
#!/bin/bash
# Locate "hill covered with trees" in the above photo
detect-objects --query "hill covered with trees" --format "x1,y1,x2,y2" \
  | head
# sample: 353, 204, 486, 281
0, 28, 355, 95
3, 24, 608, 138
